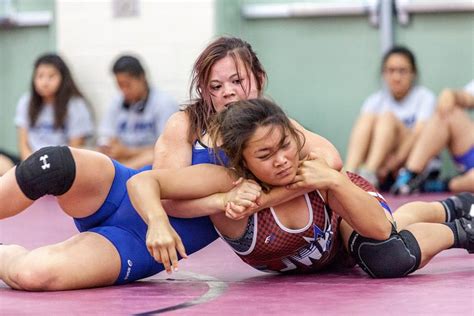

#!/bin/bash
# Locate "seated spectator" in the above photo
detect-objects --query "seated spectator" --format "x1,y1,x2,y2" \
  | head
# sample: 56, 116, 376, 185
345, 46, 438, 189
98, 55, 178, 168
391, 80, 474, 194
0, 53, 94, 176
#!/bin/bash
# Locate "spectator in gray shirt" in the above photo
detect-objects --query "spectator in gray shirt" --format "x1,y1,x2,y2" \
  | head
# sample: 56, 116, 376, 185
0, 53, 94, 176
98, 55, 178, 168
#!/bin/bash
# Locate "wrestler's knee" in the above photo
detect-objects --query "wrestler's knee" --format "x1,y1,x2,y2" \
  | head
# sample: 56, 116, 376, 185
15, 146, 76, 200
349, 228, 421, 278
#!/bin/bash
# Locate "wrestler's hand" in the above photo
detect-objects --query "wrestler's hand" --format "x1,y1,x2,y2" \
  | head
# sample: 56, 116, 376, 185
146, 219, 188, 274
225, 201, 260, 220
224, 178, 262, 219
286, 152, 340, 191
224, 178, 262, 220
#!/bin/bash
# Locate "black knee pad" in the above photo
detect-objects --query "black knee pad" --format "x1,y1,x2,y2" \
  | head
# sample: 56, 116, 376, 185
15, 146, 76, 200
349, 228, 421, 278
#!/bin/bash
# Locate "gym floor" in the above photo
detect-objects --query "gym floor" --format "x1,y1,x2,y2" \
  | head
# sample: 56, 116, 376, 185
1, 194, 473, 315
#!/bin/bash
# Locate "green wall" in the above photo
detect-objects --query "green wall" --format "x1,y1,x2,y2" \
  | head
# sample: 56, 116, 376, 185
1, 1, 472, 162
0, 0, 55, 153
396, 13, 474, 92
216, 0, 474, 163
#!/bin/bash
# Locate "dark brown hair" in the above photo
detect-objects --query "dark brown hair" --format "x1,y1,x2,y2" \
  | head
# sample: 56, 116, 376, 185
29, 53, 84, 129
211, 98, 305, 190
184, 36, 267, 142
381, 45, 418, 75
112, 54, 146, 78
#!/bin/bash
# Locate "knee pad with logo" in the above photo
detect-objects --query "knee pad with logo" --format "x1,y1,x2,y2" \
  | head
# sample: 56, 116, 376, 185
15, 146, 76, 200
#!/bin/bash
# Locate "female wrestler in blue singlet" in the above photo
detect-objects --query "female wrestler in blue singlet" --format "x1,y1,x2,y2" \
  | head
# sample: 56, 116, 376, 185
0, 37, 342, 291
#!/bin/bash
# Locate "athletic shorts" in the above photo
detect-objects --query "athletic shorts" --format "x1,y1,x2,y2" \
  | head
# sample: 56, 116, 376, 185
73, 160, 218, 285
454, 146, 474, 173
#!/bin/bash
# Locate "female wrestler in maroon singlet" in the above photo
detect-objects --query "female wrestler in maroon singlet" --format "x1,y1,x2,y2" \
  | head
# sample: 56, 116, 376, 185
129, 98, 474, 278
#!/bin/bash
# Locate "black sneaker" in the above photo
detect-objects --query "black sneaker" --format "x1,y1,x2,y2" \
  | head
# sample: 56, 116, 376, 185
446, 192, 474, 220
454, 217, 474, 254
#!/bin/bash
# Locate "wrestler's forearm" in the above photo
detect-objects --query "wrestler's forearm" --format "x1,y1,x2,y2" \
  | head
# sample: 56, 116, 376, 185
130, 164, 236, 219
256, 186, 311, 211
127, 172, 169, 225
162, 195, 226, 218
329, 174, 391, 240
290, 118, 343, 171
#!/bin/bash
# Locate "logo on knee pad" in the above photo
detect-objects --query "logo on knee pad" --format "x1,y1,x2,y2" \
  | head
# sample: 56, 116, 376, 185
39, 155, 50, 170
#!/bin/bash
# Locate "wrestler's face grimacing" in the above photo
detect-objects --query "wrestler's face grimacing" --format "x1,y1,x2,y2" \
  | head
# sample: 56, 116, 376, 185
242, 124, 299, 187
